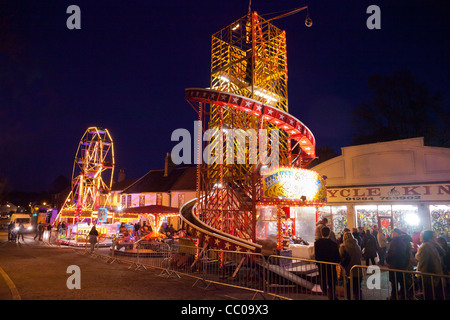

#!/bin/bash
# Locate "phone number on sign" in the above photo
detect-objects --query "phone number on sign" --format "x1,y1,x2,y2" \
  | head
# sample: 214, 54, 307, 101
345, 196, 422, 201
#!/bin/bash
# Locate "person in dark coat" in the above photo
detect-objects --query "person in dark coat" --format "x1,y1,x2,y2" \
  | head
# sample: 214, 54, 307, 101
416, 230, 445, 300
7, 222, 15, 241
16, 222, 25, 242
34, 222, 44, 241
386, 228, 414, 300
88, 225, 99, 253
314, 226, 341, 300
340, 232, 363, 300
352, 228, 362, 248
361, 229, 378, 265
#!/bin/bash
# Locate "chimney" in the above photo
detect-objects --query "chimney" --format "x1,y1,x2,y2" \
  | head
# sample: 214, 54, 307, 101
118, 169, 126, 182
164, 152, 176, 177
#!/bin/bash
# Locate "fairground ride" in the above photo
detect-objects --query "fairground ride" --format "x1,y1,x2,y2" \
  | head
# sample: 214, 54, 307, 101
56, 127, 115, 223
181, 7, 327, 253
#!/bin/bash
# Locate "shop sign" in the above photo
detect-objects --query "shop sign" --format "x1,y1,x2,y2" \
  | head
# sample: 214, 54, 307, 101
327, 183, 450, 203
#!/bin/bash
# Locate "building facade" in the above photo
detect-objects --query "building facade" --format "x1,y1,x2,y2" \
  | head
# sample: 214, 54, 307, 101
117, 155, 196, 229
312, 137, 450, 237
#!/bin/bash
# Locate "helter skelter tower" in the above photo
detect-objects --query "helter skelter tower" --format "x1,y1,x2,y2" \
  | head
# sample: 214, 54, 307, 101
57, 127, 115, 223
185, 8, 324, 248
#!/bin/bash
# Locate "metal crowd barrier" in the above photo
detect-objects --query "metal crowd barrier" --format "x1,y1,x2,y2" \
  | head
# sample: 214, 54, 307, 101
200, 249, 266, 297
265, 255, 346, 300
350, 265, 450, 300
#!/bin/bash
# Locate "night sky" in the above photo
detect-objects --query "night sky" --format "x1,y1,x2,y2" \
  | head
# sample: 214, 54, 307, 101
0, 0, 449, 193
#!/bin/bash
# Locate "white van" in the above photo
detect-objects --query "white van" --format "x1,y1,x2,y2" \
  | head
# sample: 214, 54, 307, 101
10, 214, 34, 233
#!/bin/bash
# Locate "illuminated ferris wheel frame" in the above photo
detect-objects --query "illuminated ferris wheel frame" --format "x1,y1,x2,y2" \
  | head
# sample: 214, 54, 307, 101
59, 127, 115, 221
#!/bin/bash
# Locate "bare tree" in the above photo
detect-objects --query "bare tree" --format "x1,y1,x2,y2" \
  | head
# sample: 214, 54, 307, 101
351, 70, 449, 147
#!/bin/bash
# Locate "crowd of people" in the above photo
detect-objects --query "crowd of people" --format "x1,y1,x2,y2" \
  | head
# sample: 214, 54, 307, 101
7, 221, 54, 242
313, 217, 450, 300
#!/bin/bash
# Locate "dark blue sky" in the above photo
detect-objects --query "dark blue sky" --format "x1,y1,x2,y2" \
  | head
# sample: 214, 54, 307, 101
0, 0, 449, 192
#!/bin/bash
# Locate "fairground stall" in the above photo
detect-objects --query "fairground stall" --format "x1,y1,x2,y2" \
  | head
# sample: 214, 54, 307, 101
121, 205, 180, 237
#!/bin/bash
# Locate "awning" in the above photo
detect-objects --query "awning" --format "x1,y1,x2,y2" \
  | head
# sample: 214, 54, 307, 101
121, 205, 180, 214
121, 205, 180, 233
60, 210, 93, 218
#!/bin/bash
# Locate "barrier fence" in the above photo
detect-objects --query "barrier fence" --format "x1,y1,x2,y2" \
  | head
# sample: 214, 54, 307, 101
62, 237, 449, 301
349, 265, 450, 300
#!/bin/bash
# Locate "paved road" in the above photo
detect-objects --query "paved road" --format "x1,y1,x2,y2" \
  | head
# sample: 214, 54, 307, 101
0, 231, 262, 301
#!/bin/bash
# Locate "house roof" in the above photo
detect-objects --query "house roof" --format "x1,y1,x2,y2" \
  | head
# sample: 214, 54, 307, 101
170, 166, 197, 191
122, 165, 196, 194
111, 179, 138, 191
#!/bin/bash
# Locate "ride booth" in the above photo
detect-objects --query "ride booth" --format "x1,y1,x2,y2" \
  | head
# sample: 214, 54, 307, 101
120, 205, 181, 241
256, 167, 327, 258
57, 208, 117, 246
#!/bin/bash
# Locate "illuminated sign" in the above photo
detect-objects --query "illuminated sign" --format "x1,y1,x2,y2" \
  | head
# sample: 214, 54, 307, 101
76, 224, 107, 235
326, 183, 450, 202
98, 208, 108, 222
261, 167, 327, 204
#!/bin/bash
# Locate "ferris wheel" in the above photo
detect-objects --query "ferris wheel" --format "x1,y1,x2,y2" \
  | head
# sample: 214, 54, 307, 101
58, 127, 115, 221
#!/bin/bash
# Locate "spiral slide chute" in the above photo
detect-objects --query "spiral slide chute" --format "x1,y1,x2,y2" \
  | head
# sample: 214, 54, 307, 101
180, 198, 262, 253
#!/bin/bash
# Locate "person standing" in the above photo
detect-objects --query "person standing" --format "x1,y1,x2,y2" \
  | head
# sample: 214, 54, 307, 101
339, 232, 363, 300
352, 228, 362, 248
16, 222, 25, 242
7, 221, 14, 241
315, 217, 337, 242
377, 229, 387, 266
386, 228, 414, 300
372, 225, 379, 248
314, 226, 341, 300
358, 227, 365, 240
88, 225, 99, 253
34, 222, 44, 241
134, 222, 141, 238
436, 237, 450, 275
314, 218, 328, 241
361, 229, 378, 265
416, 230, 444, 300
437, 237, 450, 298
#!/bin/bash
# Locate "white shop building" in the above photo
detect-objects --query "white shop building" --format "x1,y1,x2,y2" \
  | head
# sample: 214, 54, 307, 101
311, 137, 450, 238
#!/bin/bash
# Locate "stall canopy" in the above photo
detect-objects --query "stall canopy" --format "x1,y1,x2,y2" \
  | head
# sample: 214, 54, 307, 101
122, 205, 180, 235
122, 205, 180, 215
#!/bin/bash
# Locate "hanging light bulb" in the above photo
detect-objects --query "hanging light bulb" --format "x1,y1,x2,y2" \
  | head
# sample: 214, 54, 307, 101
305, 15, 313, 27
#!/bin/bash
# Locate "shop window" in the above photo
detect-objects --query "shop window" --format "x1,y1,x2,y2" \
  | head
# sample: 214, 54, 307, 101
139, 195, 145, 207
332, 206, 348, 235
317, 206, 348, 235
356, 204, 419, 235
356, 205, 379, 230
430, 205, 450, 237
126, 195, 131, 208
121, 195, 126, 208
392, 205, 419, 235
178, 194, 185, 207
156, 193, 162, 206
